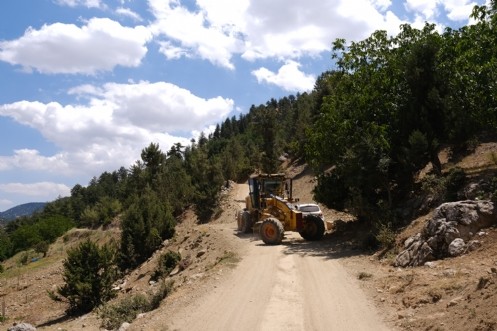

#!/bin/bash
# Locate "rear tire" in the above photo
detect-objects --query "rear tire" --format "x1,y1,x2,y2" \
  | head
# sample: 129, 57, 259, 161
299, 215, 325, 241
260, 218, 284, 245
240, 211, 253, 233
236, 209, 244, 231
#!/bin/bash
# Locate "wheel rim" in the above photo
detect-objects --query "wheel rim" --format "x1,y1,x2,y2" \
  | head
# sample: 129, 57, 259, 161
263, 224, 276, 239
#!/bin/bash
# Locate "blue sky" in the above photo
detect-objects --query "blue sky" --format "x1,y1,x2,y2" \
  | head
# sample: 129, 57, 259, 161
0, 0, 487, 211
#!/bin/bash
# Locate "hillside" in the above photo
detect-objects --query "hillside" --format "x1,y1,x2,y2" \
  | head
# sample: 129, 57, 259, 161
0, 143, 496, 330
0, 203, 47, 225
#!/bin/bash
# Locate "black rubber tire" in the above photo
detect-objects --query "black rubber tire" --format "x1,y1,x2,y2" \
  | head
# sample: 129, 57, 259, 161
260, 218, 284, 245
236, 209, 244, 231
299, 214, 325, 241
240, 211, 253, 233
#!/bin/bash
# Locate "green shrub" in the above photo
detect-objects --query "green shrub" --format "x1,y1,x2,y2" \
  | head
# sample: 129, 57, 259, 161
445, 167, 466, 201
375, 223, 396, 249
149, 280, 174, 310
34, 241, 49, 257
99, 294, 150, 330
420, 168, 466, 205
151, 251, 181, 281
18, 252, 30, 266
120, 189, 176, 270
99, 280, 174, 329
56, 239, 119, 314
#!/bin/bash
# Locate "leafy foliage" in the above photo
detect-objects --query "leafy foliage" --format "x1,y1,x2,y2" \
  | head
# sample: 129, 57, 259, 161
119, 188, 176, 270
151, 250, 181, 281
307, 6, 497, 225
99, 280, 174, 330
6, 215, 74, 256
57, 239, 119, 314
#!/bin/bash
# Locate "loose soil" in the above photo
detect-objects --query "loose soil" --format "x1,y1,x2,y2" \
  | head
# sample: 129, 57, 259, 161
1, 143, 496, 331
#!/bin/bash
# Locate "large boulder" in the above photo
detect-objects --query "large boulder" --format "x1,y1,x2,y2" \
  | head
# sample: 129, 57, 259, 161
394, 200, 497, 267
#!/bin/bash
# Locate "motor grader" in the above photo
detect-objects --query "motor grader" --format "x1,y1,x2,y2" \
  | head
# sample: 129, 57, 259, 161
237, 173, 324, 245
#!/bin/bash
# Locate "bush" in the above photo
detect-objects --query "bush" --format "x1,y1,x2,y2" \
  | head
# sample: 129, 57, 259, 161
445, 167, 466, 201
34, 241, 49, 257
56, 239, 119, 314
99, 280, 174, 329
151, 251, 181, 281
18, 252, 30, 266
99, 294, 150, 330
375, 223, 396, 249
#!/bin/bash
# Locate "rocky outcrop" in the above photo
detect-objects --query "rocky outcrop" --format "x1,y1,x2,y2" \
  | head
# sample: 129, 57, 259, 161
7, 323, 36, 331
394, 200, 497, 267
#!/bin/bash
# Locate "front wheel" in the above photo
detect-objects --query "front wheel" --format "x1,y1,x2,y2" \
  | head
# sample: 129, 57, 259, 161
260, 218, 284, 245
299, 215, 325, 241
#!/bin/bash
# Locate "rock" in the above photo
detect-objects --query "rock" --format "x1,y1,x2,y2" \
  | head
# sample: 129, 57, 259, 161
118, 322, 131, 331
169, 265, 181, 276
467, 240, 482, 252
8, 323, 36, 331
447, 297, 462, 307
448, 238, 466, 256
394, 200, 497, 267
197, 250, 207, 258
424, 261, 438, 268
394, 250, 411, 268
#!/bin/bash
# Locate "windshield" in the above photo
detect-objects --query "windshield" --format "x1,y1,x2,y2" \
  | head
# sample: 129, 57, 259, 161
299, 205, 320, 213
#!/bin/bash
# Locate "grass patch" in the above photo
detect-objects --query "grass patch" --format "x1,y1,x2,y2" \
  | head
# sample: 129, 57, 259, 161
217, 251, 240, 266
205, 251, 240, 271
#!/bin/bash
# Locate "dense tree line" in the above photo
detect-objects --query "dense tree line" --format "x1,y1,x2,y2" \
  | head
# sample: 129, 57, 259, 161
307, 3, 497, 225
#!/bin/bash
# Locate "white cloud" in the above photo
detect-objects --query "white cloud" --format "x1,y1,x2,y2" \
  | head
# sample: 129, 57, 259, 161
441, 0, 479, 21
146, 0, 408, 66
0, 199, 13, 211
0, 18, 152, 74
0, 149, 69, 173
116, 7, 143, 21
243, 0, 408, 61
0, 81, 234, 177
252, 61, 316, 92
373, 0, 392, 11
148, 0, 244, 69
405, 0, 441, 20
0, 182, 71, 198
148, 0, 486, 66
54, 0, 103, 8
157, 40, 190, 60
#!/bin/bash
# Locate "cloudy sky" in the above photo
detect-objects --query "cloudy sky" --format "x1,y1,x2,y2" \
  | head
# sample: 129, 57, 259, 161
0, 0, 487, 211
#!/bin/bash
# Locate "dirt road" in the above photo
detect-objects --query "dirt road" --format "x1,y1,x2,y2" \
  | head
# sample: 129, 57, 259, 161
159, 184, 392, 331
167, 233, 390, 331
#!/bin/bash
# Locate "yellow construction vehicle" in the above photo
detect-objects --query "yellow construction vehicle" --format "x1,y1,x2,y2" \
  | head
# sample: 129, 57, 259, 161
237, 173, 325, 244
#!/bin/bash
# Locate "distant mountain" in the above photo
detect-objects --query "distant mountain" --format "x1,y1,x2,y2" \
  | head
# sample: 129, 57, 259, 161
0, 202, 47, 225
